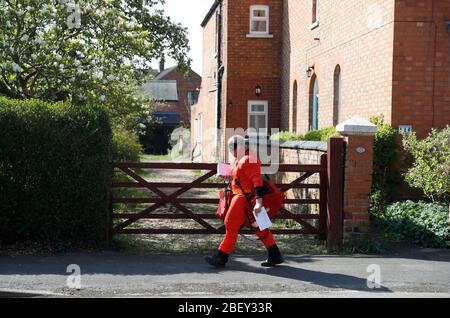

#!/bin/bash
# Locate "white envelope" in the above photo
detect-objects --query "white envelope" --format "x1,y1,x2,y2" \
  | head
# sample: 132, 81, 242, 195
217, 163, 231, 177
253, 207, 272, 231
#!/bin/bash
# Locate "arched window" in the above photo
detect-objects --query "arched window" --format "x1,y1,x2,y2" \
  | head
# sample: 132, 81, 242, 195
292, 81, 298, 133
312, 0, 319, 24
333, 65, 341, 126
309, 75, 319, 131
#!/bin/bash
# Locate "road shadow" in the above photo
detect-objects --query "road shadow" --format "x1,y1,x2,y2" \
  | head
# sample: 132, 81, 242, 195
4, 247, 450, 294
223, 257, 392, 293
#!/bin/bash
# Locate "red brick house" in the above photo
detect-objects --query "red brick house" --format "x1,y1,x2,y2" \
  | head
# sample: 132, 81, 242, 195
140, 65, 201, 154
143, 65, 201, 125
192, 0, 450, 162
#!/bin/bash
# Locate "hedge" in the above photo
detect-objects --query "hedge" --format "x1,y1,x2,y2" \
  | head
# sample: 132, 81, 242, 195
303, 127, 339, 141
271, 127, 339, 142
0, 97, 112, 248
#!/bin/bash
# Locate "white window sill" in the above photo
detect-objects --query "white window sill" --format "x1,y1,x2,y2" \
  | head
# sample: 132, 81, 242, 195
310, 21, 319, 30
246, 33, 274, 38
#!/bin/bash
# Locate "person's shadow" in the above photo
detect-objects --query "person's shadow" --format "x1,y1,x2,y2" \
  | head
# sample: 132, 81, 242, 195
213, 256, 392, 293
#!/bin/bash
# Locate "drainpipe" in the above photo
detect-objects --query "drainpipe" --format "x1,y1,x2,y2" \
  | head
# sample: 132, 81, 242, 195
215, 0, 224, 162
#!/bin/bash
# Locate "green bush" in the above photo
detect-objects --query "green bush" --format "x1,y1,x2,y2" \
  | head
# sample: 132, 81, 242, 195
402, 126, 450, 203
303, 127, 339, 141
271, 127, 338, 142
377, 201, 449, 248
112, 128, 143, 162
270, 131, 304, 142
368, 116, 398, 214
0, 97, 112, 248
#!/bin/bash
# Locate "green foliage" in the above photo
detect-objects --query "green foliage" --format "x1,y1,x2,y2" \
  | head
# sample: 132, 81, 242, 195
376, 201, 449, 248
0, 0, 191, 130
270, 131, 304, 142
303, 127, 339, 141
0, 97, 112, 248
112, 128, 143, 162
368, 115, 398, 214
402, 127, 450, 203
271, 127, 338, 142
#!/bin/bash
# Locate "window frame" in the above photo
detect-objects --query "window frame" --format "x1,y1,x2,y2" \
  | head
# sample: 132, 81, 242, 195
333, 65, 342, 126
311, 0, 320, 30
187, 90, 199, 106
249, 5, 270, 35
214, 9, 219, 56
292, 81, 298, 133
247, 100, 269, 136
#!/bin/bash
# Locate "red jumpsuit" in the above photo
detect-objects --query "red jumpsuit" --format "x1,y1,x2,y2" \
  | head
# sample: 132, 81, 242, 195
218, 151, 277, 254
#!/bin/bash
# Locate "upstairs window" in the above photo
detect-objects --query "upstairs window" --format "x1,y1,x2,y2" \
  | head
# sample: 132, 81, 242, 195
250, 5, 269, 35
311, 0, 319, 29
215, 10, 220, 55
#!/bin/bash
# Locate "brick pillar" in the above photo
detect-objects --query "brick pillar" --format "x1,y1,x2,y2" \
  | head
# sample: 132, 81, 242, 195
336, 117, 377, 246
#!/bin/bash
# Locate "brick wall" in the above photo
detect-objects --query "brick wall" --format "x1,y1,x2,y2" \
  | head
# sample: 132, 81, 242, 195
192, 3, 220, 162
392, 0, 450, 138
281, 0, 396, 133
194, 0, 284, 163
224, 0, 283, 161
342, 135, 374, 245
226, 0, 283, 128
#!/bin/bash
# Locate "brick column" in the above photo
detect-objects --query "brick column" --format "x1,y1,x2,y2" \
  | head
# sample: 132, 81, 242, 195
336, 117, 377, 246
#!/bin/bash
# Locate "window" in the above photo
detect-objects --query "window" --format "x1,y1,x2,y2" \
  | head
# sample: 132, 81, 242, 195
214, 10, 220, 55
196, 113, 203, 143
292, 81, 298, 133
211, 71, 217, 90
311, 0, 319, 29
248, 100, 268, 136
333, 65, 341, 126
309, 75, 319, 131
249, 5, 269, 35
187, 90, 199, 106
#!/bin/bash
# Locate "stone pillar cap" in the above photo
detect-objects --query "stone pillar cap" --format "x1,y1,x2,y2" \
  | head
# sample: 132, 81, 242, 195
336, 116, 377, 136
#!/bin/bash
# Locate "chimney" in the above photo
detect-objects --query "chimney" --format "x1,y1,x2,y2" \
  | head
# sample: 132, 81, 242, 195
159, 57, 165, 73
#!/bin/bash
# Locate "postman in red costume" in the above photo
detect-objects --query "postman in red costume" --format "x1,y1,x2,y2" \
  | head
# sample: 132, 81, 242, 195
205, 135, 285, 268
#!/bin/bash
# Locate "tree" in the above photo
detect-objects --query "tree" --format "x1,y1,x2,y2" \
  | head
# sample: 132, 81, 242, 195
0, 0, 191, 129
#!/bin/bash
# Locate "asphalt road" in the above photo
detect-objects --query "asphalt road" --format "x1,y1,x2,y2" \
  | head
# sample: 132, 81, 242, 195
1, 248, 449, 298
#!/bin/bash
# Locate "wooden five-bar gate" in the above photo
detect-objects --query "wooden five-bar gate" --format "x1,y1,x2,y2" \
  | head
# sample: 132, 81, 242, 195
110, 139, 344, 247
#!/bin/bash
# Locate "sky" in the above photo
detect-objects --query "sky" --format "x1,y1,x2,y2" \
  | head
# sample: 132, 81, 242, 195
151, 0, 214, 74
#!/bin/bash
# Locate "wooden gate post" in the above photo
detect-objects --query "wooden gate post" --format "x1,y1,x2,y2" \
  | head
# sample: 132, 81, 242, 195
318, 153, 328, 241
326, 137, 344, 251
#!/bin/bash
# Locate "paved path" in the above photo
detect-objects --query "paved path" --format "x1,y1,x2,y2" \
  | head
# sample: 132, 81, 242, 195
1, 248, 449, 297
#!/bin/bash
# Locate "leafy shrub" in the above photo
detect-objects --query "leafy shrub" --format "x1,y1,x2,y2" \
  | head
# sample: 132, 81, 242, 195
0, 97, 112, 248
271, 127, 338, 142
377, 201, 449, 248
112, 128, 143, 162
303, 127, 339, 141
402, 126, 450, 203
368, 116, 398, 214
270, 131, 304, 141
